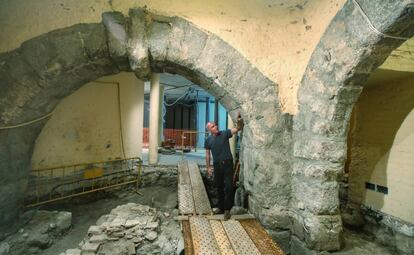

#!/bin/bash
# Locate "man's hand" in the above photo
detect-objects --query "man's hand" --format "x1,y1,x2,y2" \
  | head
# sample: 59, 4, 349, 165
207, 166, 213, 177
236, 112, 244, 130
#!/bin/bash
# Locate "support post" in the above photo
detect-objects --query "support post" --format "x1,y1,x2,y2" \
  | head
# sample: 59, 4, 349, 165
149, 73, 161, 164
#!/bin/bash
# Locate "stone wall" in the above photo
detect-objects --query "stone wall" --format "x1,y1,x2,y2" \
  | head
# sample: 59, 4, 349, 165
293, 0, 414, 253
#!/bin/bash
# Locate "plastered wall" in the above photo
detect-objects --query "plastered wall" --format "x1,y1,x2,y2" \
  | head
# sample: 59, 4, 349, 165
0, 0, 346, 114
31, 72, 144, 169
347, 76, 414, 223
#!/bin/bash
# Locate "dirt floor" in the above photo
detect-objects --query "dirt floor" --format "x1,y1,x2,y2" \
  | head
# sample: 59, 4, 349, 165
40, 185, 178, 255
23, 184, 398, 255
332, 229, 398, 255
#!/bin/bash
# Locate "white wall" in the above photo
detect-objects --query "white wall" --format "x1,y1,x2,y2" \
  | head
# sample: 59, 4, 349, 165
31, 72, 144, 169
348, 76, 414, 223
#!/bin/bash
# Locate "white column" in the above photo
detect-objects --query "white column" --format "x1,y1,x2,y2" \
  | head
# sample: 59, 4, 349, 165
158, 85, 164, 146
119, 73, 145, 159
228, 114, 237, 163
149, 73, 161, 164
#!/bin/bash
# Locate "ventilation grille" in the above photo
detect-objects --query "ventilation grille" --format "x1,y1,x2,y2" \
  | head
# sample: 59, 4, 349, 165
365, 182, 388, 195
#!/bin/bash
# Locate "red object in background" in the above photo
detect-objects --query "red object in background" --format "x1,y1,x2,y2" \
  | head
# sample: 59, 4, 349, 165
142, 128, 200, 148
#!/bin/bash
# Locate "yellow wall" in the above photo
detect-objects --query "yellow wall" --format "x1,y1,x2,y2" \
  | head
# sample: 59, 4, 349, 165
380, 39, 414, 73
31, 72, 144, 169
0, 0, 346, 114
347, 76, 414, 223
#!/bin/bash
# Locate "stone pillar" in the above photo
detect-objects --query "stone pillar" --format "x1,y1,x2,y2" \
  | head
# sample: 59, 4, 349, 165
228, 114, 237, 163
149, 73, 161, 164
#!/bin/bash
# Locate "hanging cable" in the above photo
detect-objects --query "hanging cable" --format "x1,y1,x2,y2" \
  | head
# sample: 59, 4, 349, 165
0, 111, 54, 130
164, 89, 190, 107
352, 0, 411, 41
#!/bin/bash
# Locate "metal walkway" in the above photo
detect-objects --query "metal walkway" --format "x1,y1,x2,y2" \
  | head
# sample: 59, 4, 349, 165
177, 160, 284, 255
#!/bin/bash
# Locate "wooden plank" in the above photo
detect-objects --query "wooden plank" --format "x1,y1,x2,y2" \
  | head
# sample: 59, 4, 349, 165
189, 216, 221, 255
222, 220, 261, 255
182, 220, 194, 255
178, 184, 195, 215
210, 220, 235, 255
240, 219, 285, 255
187, 161, 212, 215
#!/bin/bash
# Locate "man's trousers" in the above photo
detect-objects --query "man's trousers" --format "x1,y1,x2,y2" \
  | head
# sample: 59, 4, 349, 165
213, 159, 234, 211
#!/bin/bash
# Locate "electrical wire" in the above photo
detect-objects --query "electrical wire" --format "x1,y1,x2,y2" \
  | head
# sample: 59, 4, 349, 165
164, 89, 190, 107
0, 111, 54, 130
352, 0, 411, 41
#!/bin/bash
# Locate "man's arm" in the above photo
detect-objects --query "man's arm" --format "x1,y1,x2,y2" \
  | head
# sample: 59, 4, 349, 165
230, 114, 244, 135
206, 149, 213, 177
230, 127, 240, 135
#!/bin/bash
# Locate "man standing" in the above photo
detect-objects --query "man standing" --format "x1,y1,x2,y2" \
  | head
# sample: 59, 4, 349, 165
205, 114, 243, 220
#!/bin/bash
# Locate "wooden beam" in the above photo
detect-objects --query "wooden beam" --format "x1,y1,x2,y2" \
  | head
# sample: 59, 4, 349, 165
240, 219, 285, 255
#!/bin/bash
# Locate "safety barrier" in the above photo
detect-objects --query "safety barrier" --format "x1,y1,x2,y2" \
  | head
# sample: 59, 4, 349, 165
25, 157, 142, 208
181, 131, 209, 159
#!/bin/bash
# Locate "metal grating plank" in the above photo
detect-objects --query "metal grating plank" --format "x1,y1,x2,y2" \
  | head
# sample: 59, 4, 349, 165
187, 161, 212, 214
240, 219, 285, 255
178, 184, 195, 215
222, 220, 261, 255
178, 160, 191, 185
210, 220, 235, 255
189, 217, 221, 255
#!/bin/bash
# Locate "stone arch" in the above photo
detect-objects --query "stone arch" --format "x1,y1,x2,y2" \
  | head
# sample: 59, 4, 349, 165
0, 9, 286, 237
292, 0, 414, 252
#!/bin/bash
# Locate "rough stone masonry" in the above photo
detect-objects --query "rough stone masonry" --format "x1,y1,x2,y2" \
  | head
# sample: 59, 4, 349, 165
0, 1, 414, 253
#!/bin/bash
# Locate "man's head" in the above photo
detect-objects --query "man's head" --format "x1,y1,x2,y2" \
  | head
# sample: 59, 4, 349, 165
206, 122, 219, 135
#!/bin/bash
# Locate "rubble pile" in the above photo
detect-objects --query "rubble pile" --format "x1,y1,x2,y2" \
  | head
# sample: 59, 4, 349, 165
0, 210, 72, 255
60, 203, 183, 255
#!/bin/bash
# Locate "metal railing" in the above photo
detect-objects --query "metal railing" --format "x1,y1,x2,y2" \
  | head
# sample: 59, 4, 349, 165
181, 131, 208, 159
25, 157, 142, 208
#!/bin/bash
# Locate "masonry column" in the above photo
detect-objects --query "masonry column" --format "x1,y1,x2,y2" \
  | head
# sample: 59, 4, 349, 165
149, 73, 161, 164
228, 114, 237, 163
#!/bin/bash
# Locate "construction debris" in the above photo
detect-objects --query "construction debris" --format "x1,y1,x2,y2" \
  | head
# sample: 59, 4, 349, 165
59, 203, 182, 255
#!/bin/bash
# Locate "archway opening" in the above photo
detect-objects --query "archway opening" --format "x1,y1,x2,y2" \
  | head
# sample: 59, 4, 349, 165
342, 67, 414, 254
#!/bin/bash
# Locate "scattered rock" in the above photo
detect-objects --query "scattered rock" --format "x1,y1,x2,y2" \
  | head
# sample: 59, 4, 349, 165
125, 219, 140, 228
230, 206, 247, 215
0, 242, 10, 254
87, 225, 102, 235
145, 231, 158, 241
26, 233, 51, 249
65, 248, 81, 255
176, 236, 184, 255
89, 234, 107, 243
146, 221, 159, 230
81, 242, 100, 253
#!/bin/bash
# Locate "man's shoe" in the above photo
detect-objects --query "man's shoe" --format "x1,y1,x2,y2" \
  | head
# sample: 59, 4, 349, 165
224, 210, 231, 221
213, 208, 223, 215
